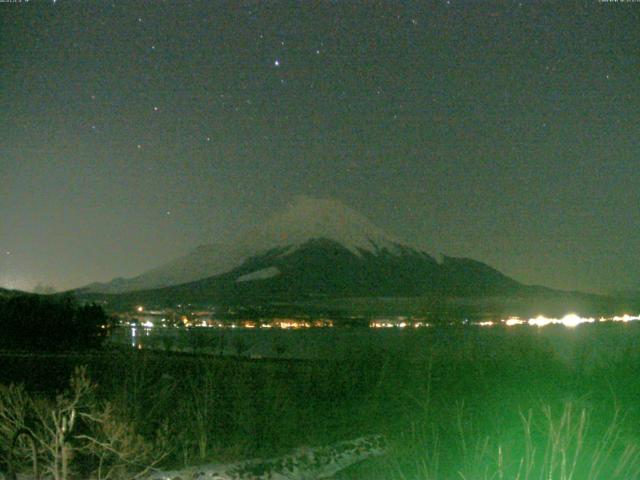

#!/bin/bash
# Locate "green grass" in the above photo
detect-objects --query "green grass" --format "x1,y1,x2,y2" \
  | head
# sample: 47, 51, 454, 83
2, 326, 640, 479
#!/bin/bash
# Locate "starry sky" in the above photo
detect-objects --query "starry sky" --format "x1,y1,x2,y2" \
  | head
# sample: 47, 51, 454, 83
1, 1, 639, 294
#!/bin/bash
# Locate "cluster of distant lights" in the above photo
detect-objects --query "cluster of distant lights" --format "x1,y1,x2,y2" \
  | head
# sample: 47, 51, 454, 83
131, 320, 331, 330
498, 313, 640, 328
131, 306, 333, 330
132, 306, 640, 330
369, 314, 640, 329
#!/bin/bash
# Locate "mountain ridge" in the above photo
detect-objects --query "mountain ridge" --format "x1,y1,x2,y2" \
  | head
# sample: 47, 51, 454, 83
82, 196, 420, 294
77, 196, 551, 306
78, 237, 532, 307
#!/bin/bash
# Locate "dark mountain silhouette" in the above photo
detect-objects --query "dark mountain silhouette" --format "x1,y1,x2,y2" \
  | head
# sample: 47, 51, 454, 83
75, 197, 628, 313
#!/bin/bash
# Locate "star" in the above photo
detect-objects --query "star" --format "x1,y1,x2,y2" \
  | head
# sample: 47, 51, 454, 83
153, 106, 159, 111
274, 59, 280, 67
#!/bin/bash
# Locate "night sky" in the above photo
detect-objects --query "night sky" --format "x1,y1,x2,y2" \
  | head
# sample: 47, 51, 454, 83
1, 1, 639, 294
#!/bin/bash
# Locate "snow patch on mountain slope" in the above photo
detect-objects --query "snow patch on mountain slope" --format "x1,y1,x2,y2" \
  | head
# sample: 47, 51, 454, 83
236, 267, 281, 283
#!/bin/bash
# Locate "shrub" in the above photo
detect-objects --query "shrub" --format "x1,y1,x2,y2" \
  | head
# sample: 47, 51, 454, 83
0, 367, 165, 480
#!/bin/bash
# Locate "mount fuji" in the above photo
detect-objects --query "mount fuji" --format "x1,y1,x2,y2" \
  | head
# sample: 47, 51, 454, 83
80, 196, 525, 303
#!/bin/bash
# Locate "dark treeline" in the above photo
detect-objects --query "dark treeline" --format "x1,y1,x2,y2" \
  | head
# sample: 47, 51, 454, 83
0, 294, 110, 351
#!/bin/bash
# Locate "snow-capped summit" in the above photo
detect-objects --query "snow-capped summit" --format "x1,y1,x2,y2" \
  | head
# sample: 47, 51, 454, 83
82, 196, 414, 293
80, 195, 523, 301
236, 196, 406, 256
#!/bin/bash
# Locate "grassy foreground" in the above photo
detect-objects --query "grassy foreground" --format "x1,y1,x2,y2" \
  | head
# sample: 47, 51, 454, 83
2, 325, 640, 479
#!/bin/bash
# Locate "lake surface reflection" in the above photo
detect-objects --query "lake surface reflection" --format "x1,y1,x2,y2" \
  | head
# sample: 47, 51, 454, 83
109, 322, 640, 371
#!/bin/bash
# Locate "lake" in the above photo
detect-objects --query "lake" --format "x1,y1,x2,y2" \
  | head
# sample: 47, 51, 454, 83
108, 321, 640, 371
